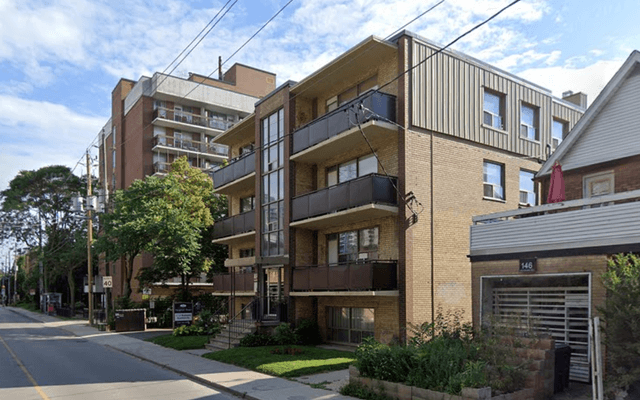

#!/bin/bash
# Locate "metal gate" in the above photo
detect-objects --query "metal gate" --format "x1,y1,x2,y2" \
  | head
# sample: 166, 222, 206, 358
491, 286, 590, 383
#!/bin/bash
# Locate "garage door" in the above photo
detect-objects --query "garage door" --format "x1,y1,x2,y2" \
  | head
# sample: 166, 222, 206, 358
490, 286, 590, 383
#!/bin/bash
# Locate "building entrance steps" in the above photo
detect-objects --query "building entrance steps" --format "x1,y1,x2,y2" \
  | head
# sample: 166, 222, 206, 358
7, 307, 356, 400
206, 318, 257, 351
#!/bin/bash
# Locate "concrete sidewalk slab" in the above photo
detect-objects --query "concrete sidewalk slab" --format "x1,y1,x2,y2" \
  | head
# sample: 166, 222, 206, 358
7, 307, 356, 400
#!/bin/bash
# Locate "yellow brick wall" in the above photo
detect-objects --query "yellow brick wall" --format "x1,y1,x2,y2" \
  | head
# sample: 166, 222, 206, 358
228, 186, 256, 216
294, 228, 315, 266
230, 237, 256, 259
470, 255, 608, 328
403, 129, 542, 327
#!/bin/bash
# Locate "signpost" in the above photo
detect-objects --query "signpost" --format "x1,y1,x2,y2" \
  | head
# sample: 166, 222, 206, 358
173, 301, 193, 329
103, 276, 112, 326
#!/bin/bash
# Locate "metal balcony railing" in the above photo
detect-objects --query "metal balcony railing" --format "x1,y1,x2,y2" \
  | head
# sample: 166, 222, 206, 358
292, 173, 397, 222
153, 108, 235, 131
212, 209, 255, 239
153, 135, 228, 157
292, 260, 398, 291
212, 151, 256, 189
292, 91, 396, 154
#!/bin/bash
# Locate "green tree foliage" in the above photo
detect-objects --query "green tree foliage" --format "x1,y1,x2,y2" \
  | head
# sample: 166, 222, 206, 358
50, 229, 91, 313
601, 253, 640, 392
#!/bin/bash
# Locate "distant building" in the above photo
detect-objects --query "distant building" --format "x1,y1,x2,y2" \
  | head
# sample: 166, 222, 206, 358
98, 64, 276, 302
208, 31, 584, 347
469, 50, 640, 383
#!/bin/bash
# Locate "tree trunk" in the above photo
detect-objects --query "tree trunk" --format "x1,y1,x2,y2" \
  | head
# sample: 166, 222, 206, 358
67, 269, 76, 315
124, 256, 134, 300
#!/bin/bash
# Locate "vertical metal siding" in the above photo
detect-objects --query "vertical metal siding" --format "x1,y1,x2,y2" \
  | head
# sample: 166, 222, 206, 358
411, 40, 583, 159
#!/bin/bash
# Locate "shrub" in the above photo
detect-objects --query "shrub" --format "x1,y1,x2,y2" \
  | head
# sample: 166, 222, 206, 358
173, 325, 205, 336
274, 322, 298, 345
295, 319, 322, 345
194, 309, 222, 336
340, 381, 393, 400
239, 333, 277, 347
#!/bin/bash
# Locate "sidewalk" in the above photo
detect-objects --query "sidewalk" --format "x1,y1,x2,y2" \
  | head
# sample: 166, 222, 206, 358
7, 306, 355, 400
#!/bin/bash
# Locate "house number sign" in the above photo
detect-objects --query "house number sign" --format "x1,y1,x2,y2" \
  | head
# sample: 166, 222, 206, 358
519, 258, 536, 273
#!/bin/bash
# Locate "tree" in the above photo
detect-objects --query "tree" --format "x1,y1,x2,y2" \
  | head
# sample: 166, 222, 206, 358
50, 229, 90, 313
138, 157, 224, 300
601, 253, 640, 394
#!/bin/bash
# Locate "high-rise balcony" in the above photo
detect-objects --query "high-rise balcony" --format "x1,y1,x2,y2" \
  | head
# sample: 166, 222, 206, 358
152, 135, 227, 162
212, 151, 256, 194
292, 261, 398, 292
153, 107, 235, 134
212, 210, 255, 245
212, 272, 255, 293
291, 91, 396, 163
291, 174, 398, 230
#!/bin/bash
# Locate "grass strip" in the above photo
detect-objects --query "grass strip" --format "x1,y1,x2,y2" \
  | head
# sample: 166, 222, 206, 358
203, 345, 355, 377
146, 334, 211, 350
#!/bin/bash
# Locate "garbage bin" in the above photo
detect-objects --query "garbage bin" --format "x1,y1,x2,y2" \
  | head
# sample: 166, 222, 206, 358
554, 343, 572, 393
114, 308, 146, 332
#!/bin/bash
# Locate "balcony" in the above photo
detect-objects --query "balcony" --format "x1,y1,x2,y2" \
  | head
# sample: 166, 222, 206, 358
212, 210, 255, 245
469, 189, 640, 258
291, 174, 398, 230
292, 261, 398, 292
152, 135, 228, 161
153, 108, 235, 133
291, 91, 396, 163
212, 272, 255, 293
212, 151, 256, 193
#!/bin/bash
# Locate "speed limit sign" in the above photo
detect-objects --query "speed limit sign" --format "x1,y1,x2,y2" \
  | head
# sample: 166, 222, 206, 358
102, 276, 113, 288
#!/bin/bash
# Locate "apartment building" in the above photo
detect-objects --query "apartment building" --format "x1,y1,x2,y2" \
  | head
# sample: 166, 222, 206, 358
209, 30, 584, 345
469, 50, 640, 383
99, 63, 276, 302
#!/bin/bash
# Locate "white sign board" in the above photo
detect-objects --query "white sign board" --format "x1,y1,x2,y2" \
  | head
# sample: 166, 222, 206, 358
102, 276, 113, 288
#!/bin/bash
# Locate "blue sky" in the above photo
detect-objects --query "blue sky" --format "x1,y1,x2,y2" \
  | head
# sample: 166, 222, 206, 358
0, 0, 638, 194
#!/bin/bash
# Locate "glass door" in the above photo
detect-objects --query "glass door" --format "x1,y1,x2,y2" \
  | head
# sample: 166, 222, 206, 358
263, 266, 283, 318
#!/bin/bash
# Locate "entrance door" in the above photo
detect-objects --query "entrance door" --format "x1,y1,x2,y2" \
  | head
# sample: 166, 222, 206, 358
263, 267, 283, 318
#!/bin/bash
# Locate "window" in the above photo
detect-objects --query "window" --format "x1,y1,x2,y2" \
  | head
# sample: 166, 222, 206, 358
519, 170, 537, 206
261, 109, 285, 257
239, 248, 255, 258
240, 143, 254, 156
336, 75, 378, 107
584, 171, 614, 199
483, 161, 505, 200
552, 119, 567, 149
483, 90, 505, 130
328, 307, 374, 344
154, 100, 167, 118
326, 96, 338, 113
327, 154, 377, 186
327, 227, 379, 264
520, 103, 539, 141
240, 196, 255, 213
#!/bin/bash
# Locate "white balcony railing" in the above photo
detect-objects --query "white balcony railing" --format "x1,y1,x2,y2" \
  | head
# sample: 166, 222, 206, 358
470, 189, 640, 257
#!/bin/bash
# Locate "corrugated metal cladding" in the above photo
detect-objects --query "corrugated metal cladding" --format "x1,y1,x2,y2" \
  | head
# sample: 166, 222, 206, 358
411, 40, 583, 160
561, 65, 640, 171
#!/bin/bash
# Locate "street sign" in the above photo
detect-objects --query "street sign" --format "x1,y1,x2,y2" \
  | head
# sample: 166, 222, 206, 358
102, 276, 113, 288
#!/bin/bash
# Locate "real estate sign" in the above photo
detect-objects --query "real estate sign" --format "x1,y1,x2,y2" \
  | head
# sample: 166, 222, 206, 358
173, 301, 193, 328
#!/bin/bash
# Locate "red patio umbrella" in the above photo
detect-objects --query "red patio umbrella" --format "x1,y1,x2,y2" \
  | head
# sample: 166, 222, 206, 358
547, 162, 566, 203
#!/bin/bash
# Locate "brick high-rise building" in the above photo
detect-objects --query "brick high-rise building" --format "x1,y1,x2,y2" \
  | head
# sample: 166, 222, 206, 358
208, 31, 585, 349
98, 63, 276, 302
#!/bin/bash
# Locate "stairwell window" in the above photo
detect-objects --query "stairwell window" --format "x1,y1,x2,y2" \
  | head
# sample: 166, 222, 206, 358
519, 170, 537, 206
520, 103, 539, 141
483, 161, 505, 201
483, 89, 505, 130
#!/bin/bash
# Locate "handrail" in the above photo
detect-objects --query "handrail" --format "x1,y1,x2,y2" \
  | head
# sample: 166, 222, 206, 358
227, 298, 256, 348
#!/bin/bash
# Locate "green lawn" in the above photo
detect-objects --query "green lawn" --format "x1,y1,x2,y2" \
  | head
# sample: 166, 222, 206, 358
146, 334, 212, 350
203, 345, 355, 377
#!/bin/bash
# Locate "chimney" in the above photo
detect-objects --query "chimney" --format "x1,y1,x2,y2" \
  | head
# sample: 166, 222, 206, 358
562, 91, 588, 109
218, 56, 223, 80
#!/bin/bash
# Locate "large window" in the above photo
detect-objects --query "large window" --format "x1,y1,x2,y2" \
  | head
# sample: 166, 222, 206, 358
483, 161, 505, 200
327, 227, 379, 264
483, 90, 505, 130
240, 196, 255, 213
519, 170, 537, 206
261, 109, 285, 257
327, 154, 377, 186
328, 307, 374, 344
552, 119, 567, 149
520, 103, 539, 141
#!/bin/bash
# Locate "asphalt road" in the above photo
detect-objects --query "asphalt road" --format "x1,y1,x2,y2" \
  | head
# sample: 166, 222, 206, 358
0, 307, 239, 400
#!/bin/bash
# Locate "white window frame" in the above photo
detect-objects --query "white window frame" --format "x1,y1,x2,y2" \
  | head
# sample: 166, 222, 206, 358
520, 103, 538, 141
583, 171, 614, 200
483, 89, 505, 131
552, 119, 567, 149
483, 161, 505, 201
519, 169, 537, 206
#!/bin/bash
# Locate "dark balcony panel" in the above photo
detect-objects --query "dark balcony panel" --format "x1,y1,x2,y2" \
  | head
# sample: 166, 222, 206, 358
292, 268, 310, 291
242, 209, 255, 232
212, 209, 255, 239
308, 190, 329, 218
310, 266, 329, 290
372, 175, 397, 204
213, 151, 255, 189
221, 218, 234, 237
349, 263, 373, 290
309, 117, 328, 147
349, 176, 374, 208
293, 127, 309, 154
213, 274, 231, 292
328, 184, 349, 212
292, 92, 397, 155
372, 262, 397, 290
223, 275, 231, 291
328, 265, 348, 291
237, 272, 254, 292
292, 196, 309, 222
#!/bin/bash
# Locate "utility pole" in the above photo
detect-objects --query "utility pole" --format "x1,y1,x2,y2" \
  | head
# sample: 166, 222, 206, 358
86, 152, 94, 325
